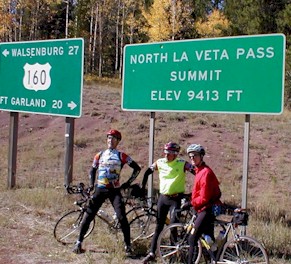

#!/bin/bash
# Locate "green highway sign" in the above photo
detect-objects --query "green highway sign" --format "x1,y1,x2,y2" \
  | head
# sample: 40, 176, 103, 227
122, 34, 285, 114
0, 38, 84, 117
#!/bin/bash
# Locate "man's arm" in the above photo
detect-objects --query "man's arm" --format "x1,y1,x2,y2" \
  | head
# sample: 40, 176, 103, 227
89, 152, 101, 188
120, 160, 141, 189
127, 160, 141, 186
89, 167, 97, 188
141, 166, 155, 189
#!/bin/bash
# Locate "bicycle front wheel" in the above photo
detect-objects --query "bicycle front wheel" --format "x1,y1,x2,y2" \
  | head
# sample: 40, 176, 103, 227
129, 212, 157, 242
157, 223, 202, 264
220, 235, 269, 264
54, 210, 95, 245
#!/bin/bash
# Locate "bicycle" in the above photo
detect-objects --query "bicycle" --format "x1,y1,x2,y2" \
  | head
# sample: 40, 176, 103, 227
157, 207, 269, 264
53, 183, 158, 245
125, 190, 193, 241
124, 186, 158, 241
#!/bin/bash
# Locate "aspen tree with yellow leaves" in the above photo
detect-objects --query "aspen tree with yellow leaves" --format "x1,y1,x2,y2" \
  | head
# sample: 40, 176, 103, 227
143, 0, 171, 41
143, 0, 195, 42
195, 9, 230, 38
0, 0, 16, 41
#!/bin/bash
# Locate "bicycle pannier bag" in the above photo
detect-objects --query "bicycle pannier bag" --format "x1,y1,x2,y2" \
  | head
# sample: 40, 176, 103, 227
233, 211, 249, 226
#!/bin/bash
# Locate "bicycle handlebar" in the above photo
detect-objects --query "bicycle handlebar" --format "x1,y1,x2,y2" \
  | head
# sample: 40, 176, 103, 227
64, 182, 91, 197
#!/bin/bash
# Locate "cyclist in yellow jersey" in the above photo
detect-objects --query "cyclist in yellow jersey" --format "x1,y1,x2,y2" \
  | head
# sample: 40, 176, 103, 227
141, 142, 195, 263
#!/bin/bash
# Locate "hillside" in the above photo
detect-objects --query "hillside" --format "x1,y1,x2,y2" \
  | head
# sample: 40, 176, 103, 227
0, 80, 290, 263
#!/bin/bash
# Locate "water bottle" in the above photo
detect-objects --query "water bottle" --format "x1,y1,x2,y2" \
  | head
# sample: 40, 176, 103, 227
190, 224, 195, 235
97, 209, 111, 223
111, 212, 120, 227
112, 212, 118, 221
202, 234, 217, 251
185, 223, 195, 234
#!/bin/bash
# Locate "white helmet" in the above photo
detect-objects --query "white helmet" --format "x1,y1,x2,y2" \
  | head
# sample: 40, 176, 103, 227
187, 144, 205, 156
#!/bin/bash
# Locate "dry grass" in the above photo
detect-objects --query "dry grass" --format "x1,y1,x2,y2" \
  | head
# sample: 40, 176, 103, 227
0, 79, 291, 263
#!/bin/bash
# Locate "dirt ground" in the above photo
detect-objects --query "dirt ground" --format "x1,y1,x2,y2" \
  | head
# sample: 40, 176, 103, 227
0, 81, 291, 263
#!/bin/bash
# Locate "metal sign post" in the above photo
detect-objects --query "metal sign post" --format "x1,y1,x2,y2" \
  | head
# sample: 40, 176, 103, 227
147, 112, 155, 204
7, 112, 18, 188
241, 114, 250, 235
64, 117, 75, 186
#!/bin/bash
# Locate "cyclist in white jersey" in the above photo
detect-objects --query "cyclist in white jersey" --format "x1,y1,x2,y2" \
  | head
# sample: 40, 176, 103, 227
72, 129, 141, 255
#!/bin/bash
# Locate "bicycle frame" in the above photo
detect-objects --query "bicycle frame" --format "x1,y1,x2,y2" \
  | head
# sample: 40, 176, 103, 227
157, 208, 269, 264
200, 218, 269, 264
200, 219, 238, 263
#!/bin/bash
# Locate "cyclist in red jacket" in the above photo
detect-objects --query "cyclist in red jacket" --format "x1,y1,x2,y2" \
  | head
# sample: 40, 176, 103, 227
187, 144, 222, 264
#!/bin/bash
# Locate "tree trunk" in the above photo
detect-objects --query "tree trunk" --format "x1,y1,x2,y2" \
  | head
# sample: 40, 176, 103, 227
119, 2, 125, 79
98, 2, 102, 77
115, 0, 121, 74
18, 9, 23, 41
92, 3, 98, 73
89, 5, 94, 73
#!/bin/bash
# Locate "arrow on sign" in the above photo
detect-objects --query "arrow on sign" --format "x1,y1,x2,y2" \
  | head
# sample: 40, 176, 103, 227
2, 49, 9, 57
67, 101, 77, 110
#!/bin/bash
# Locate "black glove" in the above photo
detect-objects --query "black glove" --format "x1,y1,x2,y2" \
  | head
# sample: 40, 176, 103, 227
140, 187, 147, 198
120, 182, 130, 190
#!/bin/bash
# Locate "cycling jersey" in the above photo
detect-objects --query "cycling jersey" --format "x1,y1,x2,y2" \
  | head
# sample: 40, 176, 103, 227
91, 149, 133, 188
157, 157, 188, 195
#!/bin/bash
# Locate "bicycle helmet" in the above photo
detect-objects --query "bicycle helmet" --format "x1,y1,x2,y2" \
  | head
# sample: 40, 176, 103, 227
164, 142, 180, 154
107, 129, 122, 140
187, 144, 205, 156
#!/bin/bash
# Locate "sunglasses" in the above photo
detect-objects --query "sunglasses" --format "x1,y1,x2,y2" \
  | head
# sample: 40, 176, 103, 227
107, 135, 118, 140
189, 153, 200, 158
